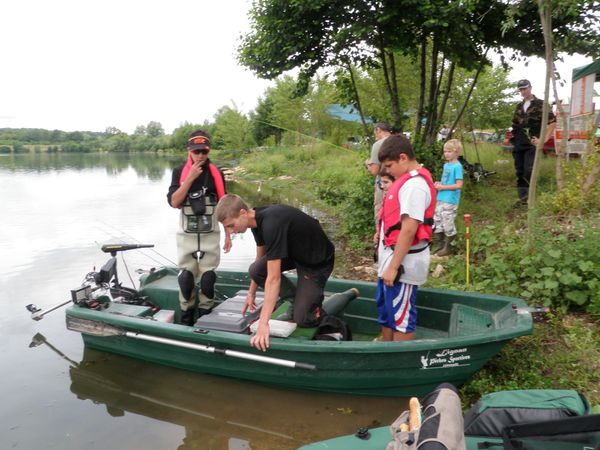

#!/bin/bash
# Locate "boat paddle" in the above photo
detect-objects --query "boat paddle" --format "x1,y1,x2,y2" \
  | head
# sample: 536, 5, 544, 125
66, 316, 317, 371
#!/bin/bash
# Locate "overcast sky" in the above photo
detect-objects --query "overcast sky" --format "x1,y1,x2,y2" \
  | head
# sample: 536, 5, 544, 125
0, 0, 272, 134
0, 0, 595, 134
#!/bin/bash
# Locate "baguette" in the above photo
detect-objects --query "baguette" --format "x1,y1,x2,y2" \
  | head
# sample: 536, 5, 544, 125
409, 397, 421, 430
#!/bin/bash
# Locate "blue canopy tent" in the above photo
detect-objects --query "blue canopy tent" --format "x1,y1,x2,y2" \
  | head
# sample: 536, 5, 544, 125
326, 104, 374, 124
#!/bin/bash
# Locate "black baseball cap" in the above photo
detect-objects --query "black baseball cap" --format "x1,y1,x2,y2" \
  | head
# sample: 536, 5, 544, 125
517, 79, 531, 89
188, 130, 211, 150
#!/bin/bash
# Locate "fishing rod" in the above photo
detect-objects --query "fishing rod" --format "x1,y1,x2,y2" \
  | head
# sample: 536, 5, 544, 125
93, 220, 177, 289
95, 220, 176, 266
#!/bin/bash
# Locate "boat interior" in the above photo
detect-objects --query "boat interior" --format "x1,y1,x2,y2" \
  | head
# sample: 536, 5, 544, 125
114, 267, 517, 342
73, 244, 519, 344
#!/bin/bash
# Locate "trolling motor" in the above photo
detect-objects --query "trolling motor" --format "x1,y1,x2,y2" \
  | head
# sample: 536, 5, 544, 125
83, 243, 155, 307
96, 243, 154, 286
26, 243, 155, 320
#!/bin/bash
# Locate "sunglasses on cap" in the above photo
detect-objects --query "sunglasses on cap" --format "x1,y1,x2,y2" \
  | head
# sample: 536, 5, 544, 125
190, 149, 209, 155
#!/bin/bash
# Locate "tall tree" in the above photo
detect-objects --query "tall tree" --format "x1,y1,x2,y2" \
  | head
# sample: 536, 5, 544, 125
239, 0, 599, 144
145, 121, 165, 138
250, 95, 281, 145
212, 104, 254, 152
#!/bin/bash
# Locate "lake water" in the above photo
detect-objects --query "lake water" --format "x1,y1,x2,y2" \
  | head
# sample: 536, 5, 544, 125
0, 152, 404, 450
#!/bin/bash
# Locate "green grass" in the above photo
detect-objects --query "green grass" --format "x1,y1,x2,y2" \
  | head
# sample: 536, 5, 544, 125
460, 314, 600, 407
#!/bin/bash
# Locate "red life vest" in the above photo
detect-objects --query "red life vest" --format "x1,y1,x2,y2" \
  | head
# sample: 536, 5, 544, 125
380, 167, 436, 248
179, 155, 225, 200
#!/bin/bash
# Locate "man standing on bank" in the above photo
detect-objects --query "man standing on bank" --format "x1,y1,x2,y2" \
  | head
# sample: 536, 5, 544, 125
216, 194, 335, 352
167, 129, 230, 326
510, 79, 556, 206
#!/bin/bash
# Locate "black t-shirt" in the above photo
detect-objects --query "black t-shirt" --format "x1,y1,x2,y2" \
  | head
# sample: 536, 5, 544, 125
251, 205, 334, 268
166, 159, 225, 206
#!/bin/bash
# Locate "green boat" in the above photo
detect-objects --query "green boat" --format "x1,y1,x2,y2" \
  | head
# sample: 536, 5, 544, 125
61, 244, 533, 397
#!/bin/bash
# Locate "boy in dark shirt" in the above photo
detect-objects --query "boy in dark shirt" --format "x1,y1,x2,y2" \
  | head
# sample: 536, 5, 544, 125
216, 194, 335, 351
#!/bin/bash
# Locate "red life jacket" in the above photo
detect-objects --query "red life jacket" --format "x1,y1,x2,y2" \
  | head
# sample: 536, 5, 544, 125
380, 167, 436, 248
179, 155, 225, 200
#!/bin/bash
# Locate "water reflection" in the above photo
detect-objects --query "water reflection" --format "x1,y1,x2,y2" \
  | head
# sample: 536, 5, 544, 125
0, 151, 181, 181
58, 343, 403, 450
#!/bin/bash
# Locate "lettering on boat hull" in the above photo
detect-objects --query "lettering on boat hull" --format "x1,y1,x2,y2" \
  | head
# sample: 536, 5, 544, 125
419, 347, 472, 370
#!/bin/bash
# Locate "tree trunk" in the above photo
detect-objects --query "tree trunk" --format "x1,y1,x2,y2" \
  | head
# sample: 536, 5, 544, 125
447, 49, 488, 140
528, 0, 553, 233
423, 36, 440, 144
388, 52, 401, 128
427, 55, 446, 143
415, 38, 427, 137
437, 61, 456, 141
346, 63, 370, 137
551, 75, 566, 192
379, 44, 400, 127
581, 158, 600, 197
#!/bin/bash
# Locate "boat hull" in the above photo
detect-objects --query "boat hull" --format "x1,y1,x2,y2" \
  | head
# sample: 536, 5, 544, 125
65, 268, 532, 397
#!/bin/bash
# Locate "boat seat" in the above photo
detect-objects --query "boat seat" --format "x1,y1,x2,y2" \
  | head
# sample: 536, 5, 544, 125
138, 274, 180, 311
449, 304, 494, 336
104, 302, 153, 317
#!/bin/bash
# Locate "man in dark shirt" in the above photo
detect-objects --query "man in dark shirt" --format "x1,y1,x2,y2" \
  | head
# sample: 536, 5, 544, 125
167, 129, 230, 325
510, 79, 556, 206
216, 194, 335, 351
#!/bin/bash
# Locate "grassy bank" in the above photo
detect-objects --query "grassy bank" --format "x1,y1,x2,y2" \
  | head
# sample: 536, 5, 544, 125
235, 142, 600, 407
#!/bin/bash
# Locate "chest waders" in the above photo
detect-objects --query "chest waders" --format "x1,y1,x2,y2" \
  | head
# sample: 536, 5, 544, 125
176, 189, 220, 325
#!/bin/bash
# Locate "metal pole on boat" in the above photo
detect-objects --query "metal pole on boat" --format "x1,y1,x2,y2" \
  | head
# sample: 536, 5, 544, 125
26, 299, 72, 321
464, 214, 471, 287
66, 316, 316, 371
125, 332, 317, 371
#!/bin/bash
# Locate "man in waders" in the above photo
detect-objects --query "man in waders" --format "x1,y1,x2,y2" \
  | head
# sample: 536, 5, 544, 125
215, 194, 335, 352
167, 129, 230, 325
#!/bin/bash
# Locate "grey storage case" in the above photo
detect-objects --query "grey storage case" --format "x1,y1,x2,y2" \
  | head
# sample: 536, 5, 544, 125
195, 290, 264, 333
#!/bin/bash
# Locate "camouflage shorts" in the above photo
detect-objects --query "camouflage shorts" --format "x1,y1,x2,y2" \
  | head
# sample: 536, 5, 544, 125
433, 202, 458, 236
